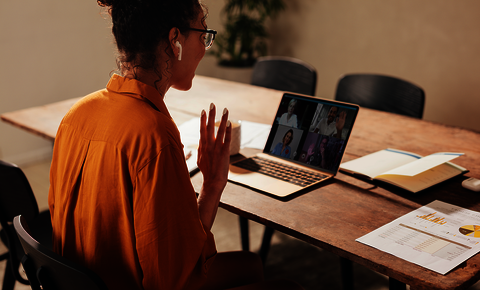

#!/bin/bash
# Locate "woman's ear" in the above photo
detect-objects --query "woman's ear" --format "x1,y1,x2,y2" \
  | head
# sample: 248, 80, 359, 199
169, 27, 184, 61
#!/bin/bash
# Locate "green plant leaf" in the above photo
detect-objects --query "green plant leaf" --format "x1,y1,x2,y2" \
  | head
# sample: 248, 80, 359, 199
212, 0, 285, 67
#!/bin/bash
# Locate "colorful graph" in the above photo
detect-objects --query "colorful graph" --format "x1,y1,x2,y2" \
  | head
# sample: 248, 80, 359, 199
459, 225, 480, 237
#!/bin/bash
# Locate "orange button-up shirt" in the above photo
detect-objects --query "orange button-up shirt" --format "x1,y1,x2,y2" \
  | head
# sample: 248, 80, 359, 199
48, 74, 216, 290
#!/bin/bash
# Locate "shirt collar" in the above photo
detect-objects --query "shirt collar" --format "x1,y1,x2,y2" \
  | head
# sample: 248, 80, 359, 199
106, 74, 171, 119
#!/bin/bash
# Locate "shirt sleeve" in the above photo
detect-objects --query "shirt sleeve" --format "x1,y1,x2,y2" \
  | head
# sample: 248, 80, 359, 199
314, 118, 322, 131
329, 122, 338, 137
133, 144, 216, 290
272, 143, 281, 155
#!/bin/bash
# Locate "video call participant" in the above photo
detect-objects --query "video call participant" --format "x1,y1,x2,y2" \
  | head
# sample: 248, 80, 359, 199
271, 129, 294, 158
304, 142, 316, 163
307, 136, 328, 168
48, 1, 302, 290
278, 98, 298, 128
313, 106, 347, 139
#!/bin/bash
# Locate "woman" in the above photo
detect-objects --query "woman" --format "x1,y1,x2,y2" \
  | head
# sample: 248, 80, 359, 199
271, 129, 294, 158
48, 1, 302, 290
278, 99, 298, 128
307, 136, 328, 168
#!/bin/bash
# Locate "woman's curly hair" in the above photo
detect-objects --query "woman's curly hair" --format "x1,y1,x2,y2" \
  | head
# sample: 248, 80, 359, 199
97, 0, 204, 77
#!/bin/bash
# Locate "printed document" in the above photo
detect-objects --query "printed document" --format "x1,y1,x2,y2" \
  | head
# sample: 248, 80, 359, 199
357, 200, 480, 274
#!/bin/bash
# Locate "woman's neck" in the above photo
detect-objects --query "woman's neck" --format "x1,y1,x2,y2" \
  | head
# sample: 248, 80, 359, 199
122, 64, 171, 98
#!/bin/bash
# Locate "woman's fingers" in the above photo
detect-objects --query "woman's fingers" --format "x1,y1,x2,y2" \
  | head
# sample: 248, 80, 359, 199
198, 109, 206, 163
223, 120, 232, 154
206, 103, 216, 143
199, 109, 207, 138
215, 108, 229, 148
198, 103, 231, 155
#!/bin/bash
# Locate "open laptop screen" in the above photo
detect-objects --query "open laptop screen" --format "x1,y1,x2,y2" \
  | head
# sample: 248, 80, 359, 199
263, 93, 359, 175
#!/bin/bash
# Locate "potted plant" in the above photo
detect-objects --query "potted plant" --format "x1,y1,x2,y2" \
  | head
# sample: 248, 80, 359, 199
210, 0, 285, 68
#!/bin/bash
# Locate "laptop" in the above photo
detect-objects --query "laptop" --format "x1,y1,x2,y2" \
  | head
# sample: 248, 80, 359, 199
228, 92, 359, 197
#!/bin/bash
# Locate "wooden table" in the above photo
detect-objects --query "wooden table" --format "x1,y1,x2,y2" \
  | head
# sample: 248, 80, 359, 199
3, 75, 480, 290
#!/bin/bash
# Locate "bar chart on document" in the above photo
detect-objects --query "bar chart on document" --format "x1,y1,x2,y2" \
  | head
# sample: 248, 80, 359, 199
357, 200, 480, 274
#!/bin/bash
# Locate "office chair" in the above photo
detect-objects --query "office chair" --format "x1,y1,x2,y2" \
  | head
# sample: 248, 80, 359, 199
249, 60, 356, 290
335, 73, 425, 119
13, 215, 109, 290
334, 73, 424, 289
240, 56, 317, 263
15, 215, 305, 290
250, 56, 317, 96
0, 160, 52, 290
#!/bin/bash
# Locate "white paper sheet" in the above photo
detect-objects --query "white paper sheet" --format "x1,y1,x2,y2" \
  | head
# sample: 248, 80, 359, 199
238, 120, 271, 150
356, 200, 480, 275
382, 153, 464, 177
178, 118, 201, 173
340, 149, 421, 178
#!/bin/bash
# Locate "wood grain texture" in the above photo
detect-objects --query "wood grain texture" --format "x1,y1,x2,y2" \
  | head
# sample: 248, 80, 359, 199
3, 75, 480, 289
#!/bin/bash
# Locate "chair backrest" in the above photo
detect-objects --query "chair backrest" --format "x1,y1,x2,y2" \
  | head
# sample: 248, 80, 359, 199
13, 215, 109, 290
0, 160, 43, 284
251, 56, 317, 96
0, 160, 40, 226
335, 73, 425, 118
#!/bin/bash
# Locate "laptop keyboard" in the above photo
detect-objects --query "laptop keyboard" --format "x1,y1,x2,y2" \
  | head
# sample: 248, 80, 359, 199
232, 156, 328, 187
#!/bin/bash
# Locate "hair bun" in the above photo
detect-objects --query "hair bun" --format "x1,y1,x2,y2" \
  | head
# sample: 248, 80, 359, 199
97, 0, 114, 7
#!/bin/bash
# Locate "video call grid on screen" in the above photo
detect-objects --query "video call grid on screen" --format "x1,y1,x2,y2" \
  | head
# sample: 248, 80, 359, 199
264, 93, 359, 174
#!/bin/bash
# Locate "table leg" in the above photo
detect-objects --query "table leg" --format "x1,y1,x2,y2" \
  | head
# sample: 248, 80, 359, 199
259, 227, 275, 264
340, 256, 354, 290
389, 277, 406, 290
239, 216, 250, 251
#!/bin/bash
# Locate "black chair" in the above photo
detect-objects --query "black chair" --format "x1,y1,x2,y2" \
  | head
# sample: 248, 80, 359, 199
334, 73, 422, 290
240, 56, 317, 264
14, 215, 304, 290
335, 73, 425, 119
0, 160, 52, 290
13, 215, 109, 290
250, 56, 317, 96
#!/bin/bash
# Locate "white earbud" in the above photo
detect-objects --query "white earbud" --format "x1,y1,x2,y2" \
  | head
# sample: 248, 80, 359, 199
175, 41, 182, 61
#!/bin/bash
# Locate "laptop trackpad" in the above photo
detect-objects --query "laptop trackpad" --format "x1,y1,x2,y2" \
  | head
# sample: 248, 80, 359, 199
228, 166, 303, 197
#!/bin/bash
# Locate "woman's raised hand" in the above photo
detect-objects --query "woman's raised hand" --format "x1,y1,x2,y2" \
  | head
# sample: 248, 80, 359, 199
197, 103, 232, 193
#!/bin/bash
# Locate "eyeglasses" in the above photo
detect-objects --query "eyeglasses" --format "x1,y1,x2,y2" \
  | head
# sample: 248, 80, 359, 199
185, 28, 217, 50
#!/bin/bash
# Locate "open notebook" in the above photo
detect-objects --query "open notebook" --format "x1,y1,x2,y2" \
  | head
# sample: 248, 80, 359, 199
228, 92, 359, 197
